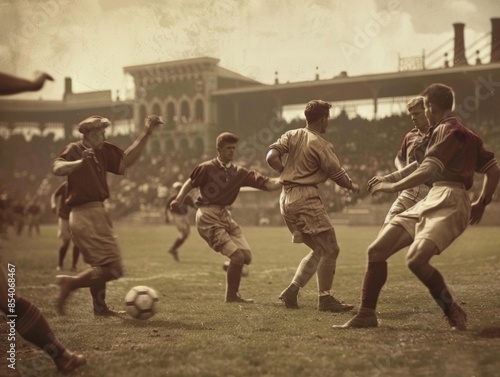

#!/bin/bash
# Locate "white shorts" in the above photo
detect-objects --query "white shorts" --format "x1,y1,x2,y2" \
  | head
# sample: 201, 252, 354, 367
390, 182, 470, 252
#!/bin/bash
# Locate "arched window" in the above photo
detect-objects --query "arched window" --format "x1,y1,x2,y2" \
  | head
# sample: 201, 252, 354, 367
152, 103, 161, 118
195, 99, 204, 122
180, 101, 190, 123
166, 102, 176, 130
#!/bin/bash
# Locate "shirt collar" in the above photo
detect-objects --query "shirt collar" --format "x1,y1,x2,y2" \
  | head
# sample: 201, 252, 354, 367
216, 157, 232, 169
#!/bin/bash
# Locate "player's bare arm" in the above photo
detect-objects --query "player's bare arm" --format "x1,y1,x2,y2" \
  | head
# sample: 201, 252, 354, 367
262, 177, 282, 191
0, 71, 54, 95
470, 163, 500, 225
266, 149, 284, 174
369, 160, 437, 195
52, 149, 96, 176
123, 115, 163, 168
171, 179, 193, 210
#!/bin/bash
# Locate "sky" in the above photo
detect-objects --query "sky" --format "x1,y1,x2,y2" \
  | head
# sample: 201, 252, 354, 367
1, 0, 500, 102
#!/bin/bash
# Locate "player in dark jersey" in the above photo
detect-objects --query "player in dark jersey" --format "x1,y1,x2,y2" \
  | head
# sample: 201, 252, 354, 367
52, 114, 162, 316
26, 198, 42, 237
164, 182, 196, 262
171, 132, 281, 303
51, 181, 80, 271
382, 96, 431, 224
334, 83, 500, 331
0, 71, 85, 374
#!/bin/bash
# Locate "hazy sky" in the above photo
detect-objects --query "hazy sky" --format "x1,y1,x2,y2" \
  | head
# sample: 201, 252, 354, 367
1, 0, 499, 101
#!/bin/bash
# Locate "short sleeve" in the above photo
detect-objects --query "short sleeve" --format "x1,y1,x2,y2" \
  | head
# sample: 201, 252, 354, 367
240, 168, 269, 190
190, 165, 207, 188
103, 143, 125, 175
475, 139, 497, 174
319, 144, 346, 181
425, 125, 464, 172
268, 132, 290, 156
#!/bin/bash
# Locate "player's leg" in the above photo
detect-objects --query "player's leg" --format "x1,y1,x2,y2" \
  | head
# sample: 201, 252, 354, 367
307, 229, 354, 312
58, 239, 70, 271
224, 220, 253, 303
406, 239, 467, 331
334, 223, 413, 328
71, 243, 79, 271
168, 216, 190, 262
0, 261, 86, 373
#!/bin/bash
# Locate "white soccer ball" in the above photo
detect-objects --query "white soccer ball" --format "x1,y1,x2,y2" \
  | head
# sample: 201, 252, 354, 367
125, 286, 159, 320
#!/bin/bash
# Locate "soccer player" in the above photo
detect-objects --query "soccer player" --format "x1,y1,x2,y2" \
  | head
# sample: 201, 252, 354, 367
171, 132, 281, 303
26, 198, 42, 237
0, 71, 85, 374
51, 181, 79, 271
164, 181, 196, 262
382, 96, 431, 224
334, 83, 500, 330
266, 100, 360, 312
52, 114, 162, 316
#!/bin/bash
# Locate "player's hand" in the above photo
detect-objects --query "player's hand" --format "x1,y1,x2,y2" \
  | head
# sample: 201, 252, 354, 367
367, 176, 389, 192
349, 182, 360, 194
33, 71, 54, 90
170, 200, 181, 210
145, 115, 163, 133
369, 181, 395, 195
469, 199, 486, 225
81, 148, 95, 160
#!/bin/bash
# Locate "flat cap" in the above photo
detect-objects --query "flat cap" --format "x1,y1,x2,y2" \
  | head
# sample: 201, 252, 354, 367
77, 115, 110, 133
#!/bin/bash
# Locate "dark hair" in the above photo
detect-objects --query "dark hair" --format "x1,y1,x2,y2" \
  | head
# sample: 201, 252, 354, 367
420, 84, 454, 111
406, 96, 424, 111
304, 100, 332, 123
216, 132, 239, 149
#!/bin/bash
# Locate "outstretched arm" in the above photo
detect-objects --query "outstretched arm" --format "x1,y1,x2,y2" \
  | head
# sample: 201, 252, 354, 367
123, 115, 163, 168
369, 160, 438, 195
262, 178, 282, 191
0, 71, 54, 95
266, 149, 284, 174
470, 163, 500, 224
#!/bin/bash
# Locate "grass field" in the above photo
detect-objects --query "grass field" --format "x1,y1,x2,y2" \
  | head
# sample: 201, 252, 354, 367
1, 223, 500, 377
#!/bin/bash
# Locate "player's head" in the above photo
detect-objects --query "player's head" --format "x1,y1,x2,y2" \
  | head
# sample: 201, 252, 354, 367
420, 84, 454, 125
304, 100, 331, 132
78, 115, 110, 148
406, 96, 429, 133
172, 182, 183, 191
216, 132, 239, 163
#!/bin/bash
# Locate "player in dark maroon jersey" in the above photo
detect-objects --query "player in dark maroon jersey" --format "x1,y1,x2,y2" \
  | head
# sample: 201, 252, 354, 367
52, 114, 162, 316
335, 83, 500, 331
0, 71, 85, 374
164, 182, 196, 262
171, 132, 281, 303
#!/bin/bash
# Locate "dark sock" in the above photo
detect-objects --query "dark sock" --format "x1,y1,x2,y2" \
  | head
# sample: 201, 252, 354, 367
15, 297, 67, 360
419, 268, 453, 314
226, 262, 243, 297
90, 281, 107, 313
360, 261, 388, 310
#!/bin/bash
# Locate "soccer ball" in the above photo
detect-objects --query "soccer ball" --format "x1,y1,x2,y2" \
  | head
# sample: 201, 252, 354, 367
222, 261, 249, 277
125, 286, 159, 320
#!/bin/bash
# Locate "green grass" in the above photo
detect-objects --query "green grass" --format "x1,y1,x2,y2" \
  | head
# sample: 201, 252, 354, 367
1, 224, 500, 377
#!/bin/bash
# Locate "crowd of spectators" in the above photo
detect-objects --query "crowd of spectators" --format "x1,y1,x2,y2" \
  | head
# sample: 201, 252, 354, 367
1, 110, 499, 235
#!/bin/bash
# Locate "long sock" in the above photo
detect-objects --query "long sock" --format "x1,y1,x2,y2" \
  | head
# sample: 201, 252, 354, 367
292, 251, 320, 288
360, 261, 388, 310
58, 243, 69, 268
90, 281, 107, 313
419, 267, 453, 314
15, 297, 67, 360
71, 245, 80, 268
226, 262, 243, 297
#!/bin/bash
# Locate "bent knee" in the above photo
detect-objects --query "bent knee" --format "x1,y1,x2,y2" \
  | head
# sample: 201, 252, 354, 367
229, 249, 251, 265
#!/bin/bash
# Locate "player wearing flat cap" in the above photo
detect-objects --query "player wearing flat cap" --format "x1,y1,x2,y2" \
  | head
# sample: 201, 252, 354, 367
52, 114, 163, 317
266, 100, 359, 312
